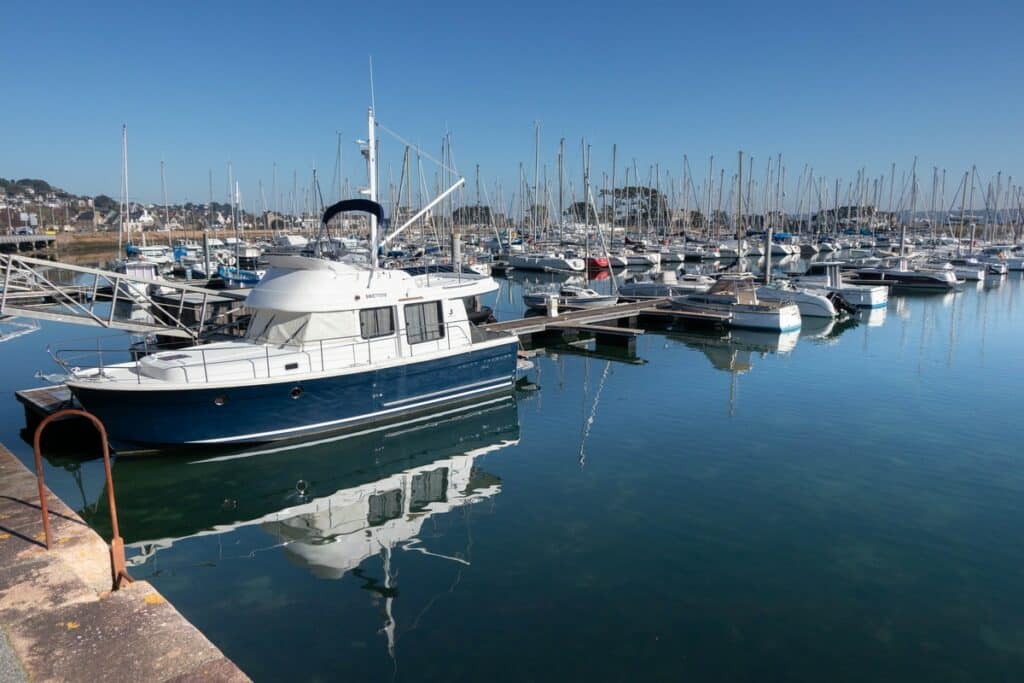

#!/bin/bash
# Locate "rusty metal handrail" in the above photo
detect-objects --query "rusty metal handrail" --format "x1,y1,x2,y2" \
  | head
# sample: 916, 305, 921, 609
32, 408, 132, 591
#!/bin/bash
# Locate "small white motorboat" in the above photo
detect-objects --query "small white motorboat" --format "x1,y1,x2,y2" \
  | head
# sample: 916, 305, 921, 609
618, 270, 714, 299
670, 274, 802, 332
939, 258, 984, 281
523, 283, 619, 311
508, 252, 586, 272
791, 261, 888, 308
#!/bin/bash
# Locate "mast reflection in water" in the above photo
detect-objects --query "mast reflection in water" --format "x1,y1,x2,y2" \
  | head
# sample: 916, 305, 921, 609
80, 398, 520, 658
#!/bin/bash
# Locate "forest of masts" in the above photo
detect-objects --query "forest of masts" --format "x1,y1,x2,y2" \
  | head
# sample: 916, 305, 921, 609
138, 125, 1024, 245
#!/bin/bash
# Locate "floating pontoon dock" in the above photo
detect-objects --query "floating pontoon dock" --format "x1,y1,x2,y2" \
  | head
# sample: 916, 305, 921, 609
481, 297, 729, 349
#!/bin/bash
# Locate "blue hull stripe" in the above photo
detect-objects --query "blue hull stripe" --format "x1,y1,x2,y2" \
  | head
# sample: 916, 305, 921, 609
189, 379, 512, 444
380, 377, 504, 407
192, 395, 515, 463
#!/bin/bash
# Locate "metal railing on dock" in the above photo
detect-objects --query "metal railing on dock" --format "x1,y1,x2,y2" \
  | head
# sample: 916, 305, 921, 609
1, 253, 246, 339
32, 408, 132, 591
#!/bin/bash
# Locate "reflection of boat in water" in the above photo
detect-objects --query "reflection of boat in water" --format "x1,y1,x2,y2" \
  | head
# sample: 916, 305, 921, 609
668, 328, 798, 416
854, 306, 887, 327
799, 315, 860, 344
78, 397, 520, 662
0, 316, 39, 342
81, 398, 520, 558
668, 327, 798, 374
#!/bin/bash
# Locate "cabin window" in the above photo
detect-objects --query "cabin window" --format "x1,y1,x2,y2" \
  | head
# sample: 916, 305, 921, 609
359, 306, 395, 339
404, 301, 445, 344
368, 489, 403, 526
246, 310, 311, 345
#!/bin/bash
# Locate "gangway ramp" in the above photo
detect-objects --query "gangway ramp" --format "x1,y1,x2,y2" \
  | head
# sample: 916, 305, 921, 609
0, 254, 247, 340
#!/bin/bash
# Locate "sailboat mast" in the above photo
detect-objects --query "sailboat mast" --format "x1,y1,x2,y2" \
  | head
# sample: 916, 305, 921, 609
161, 160, 169, 228
901, 157, 916, 257
610, 144, 617, 237
342, 131, 350, 200
736, 150, 743, 241
558, 137, 564, 241
533, 121, 540, 238
119, 124, 127, 257
585, 140, 593, 258
368, 106, 378, 269
956, 170, 968, 256
967, 166, 977, 255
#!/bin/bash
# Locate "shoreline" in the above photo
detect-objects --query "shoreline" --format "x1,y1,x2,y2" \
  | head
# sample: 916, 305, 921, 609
0, 444, 251, 682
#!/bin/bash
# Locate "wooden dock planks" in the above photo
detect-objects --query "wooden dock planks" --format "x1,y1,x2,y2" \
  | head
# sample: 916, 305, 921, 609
480, 297, 729, 337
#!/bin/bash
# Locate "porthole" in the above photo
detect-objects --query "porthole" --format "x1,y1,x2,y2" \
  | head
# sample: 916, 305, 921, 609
213, 394, 228, 406
290, 386, 304, 400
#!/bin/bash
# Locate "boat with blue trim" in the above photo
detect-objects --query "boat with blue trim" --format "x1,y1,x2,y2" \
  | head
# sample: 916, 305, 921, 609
58, 107, 520, 451
63, 249, 519, 449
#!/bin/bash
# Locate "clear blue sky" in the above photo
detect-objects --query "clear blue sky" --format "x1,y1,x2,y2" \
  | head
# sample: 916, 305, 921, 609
3, 0, 1022, 210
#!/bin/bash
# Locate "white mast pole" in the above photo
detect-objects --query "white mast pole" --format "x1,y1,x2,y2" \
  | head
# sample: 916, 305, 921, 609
119, 124, 127, 256
368, 106, 378, 269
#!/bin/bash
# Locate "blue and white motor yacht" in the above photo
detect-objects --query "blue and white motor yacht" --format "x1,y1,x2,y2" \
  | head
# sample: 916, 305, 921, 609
58, 108, 520, 450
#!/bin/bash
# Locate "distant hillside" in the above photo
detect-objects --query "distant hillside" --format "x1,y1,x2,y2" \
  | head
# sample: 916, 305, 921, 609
0, 178, 63, 196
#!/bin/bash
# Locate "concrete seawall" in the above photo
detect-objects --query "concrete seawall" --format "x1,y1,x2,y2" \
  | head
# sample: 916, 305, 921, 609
0, 444, 250, 682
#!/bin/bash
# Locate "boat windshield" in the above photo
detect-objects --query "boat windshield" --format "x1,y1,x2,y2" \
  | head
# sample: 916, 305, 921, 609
707, 277, 759, 304
246, 310, 356, 345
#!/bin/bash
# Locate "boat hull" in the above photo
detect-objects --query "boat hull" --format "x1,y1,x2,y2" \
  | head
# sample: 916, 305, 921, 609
732, 305, 801, 332
659, 251, 685, 263
850, 269, 959, 291
672, 300, 801, 332
508, 254, 586, 271
68, 342, 519, 449
522, 294, 618, 310
756, 286, 837, 318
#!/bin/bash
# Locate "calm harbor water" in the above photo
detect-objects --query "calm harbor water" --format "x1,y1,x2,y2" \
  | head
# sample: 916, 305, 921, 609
2, 264, 1024, 681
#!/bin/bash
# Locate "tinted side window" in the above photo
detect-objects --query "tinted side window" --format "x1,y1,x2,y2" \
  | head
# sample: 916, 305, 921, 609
359, 306, 395, 339
404, 301, 445, 344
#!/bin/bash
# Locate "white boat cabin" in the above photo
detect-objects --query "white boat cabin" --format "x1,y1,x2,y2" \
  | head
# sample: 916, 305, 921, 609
82, 256, 502, 387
